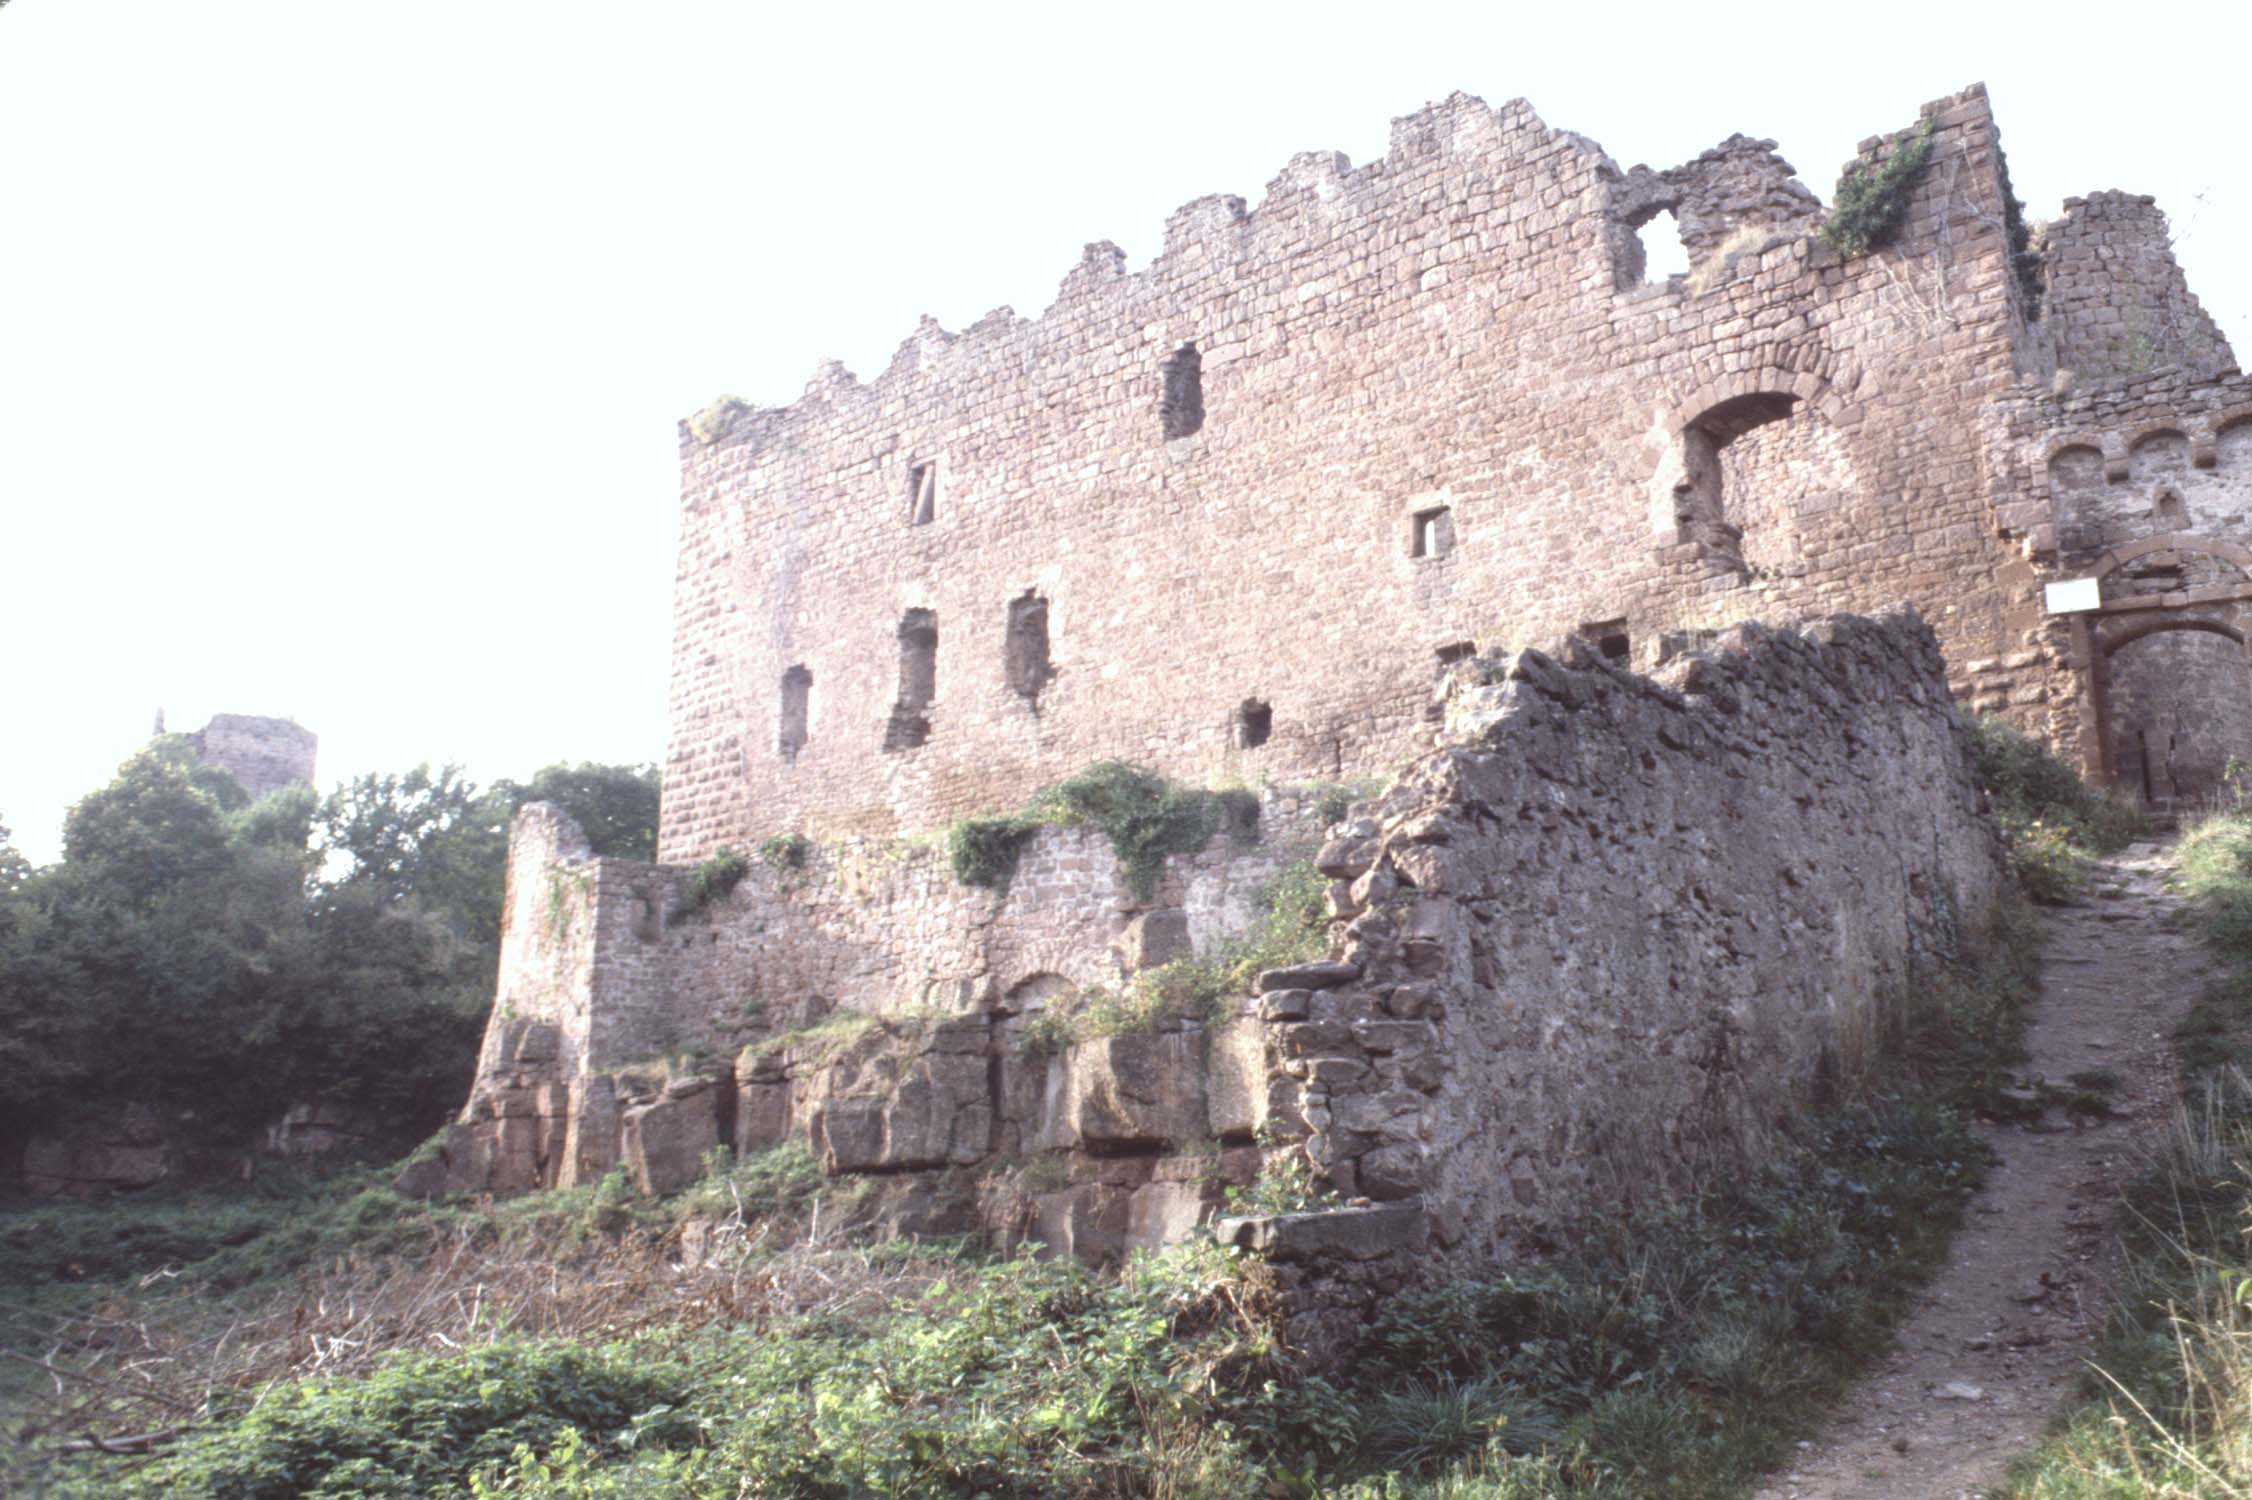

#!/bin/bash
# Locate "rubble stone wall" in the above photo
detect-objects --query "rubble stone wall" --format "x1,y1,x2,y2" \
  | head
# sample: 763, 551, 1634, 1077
2039, 191, 2234, 386
438, 612, 2005, 1350
424, 787, 1329, 1215
1211, 611, 2007, 1349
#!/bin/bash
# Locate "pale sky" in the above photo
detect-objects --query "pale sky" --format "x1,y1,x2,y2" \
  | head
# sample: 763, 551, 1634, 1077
3, 1, 2245, 863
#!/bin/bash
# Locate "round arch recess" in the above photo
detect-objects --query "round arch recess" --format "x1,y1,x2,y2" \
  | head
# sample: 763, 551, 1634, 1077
2093, 608, 2252, 809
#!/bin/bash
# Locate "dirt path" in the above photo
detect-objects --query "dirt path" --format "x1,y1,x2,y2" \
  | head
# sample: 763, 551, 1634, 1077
1753, 841, 2207, 1500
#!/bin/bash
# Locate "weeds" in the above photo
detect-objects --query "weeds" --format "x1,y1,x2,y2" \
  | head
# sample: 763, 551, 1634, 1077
755, 832, 811, 871
1966, 713, 2143, 901
1825, 117, 1936, 258
675, 847, 747, 916
1023, 861, 1326, 1048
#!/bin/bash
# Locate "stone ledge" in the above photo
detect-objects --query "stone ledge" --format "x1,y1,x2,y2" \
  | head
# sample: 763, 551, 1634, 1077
1212, 1202, 1429, 1262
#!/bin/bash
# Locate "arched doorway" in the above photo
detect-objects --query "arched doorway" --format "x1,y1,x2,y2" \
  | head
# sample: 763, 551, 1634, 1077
1661, 380, 1859, 584
2101, 621, 2252, 809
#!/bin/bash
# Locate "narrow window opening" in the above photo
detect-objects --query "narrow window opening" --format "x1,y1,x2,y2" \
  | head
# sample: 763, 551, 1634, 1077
778, 665, 812, 761
1636, 209, 1691, 284
1235, 699, 1272, 750
1005, 592, 1053, 709
906, 460, 936, 525
1411, 506, 1455, 559
884, 610, 937, 752
1159, 345, 1204, 440
1435, 640, 1477, 667
1580, 619, 1631, 663
2155, 489, 2187, 527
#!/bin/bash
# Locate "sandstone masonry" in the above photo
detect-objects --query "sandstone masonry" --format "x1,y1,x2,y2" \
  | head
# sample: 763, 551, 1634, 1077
431, 613, 2006, 1347
663, 83, 2242, 847
434, 82, 2236, 1327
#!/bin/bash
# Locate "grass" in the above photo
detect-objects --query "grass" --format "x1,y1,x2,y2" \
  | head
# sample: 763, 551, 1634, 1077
1998, 806, 2252, 1497
3, 906, 2039, 1500
5, 735, 2096, 1498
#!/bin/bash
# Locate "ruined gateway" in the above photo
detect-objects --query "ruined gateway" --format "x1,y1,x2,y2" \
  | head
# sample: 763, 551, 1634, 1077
420, 83, 2239, 1337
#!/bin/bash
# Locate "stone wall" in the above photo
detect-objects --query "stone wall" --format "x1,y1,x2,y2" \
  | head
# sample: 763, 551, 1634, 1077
440, 611, 2005, 1346
418, 785, 1328, 1223
661, 86, 2033, 864
1214, 611, 2006, 1349
1976, 365, 2252, 796
2039, 192, 2234, 387
182, 713, 317, 801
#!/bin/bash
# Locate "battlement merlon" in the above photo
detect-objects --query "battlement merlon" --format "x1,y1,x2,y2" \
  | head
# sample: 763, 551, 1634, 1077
679, 84, 2029, 460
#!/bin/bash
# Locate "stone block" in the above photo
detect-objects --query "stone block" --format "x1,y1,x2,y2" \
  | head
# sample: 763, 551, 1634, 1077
623, 1088, 721, 1194
1116, 908, 1192, 971
1213, 1203, 1430, 1262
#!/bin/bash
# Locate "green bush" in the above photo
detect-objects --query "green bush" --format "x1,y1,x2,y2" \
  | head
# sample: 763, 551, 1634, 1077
1032, 761, 1225, 900
72, 1341, 691, 1500
948, 761, 1252, 898
755, 832, 812, 871
1824, 117, 1935, 257
1964, 713, 2141, 899
948, 812, 1043, 889
675, 848, 747, 916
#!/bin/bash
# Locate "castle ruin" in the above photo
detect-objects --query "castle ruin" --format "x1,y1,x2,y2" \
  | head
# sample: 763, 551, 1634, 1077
176, 713, 318, 802
424, 83, 2239, 1316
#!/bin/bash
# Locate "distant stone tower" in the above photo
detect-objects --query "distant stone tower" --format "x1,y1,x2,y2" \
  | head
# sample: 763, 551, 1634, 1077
178, 714, 318, 801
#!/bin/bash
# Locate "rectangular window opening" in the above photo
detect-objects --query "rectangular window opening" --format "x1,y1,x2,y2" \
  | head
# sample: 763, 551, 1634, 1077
1159, 345, 1204, 440
884, 610, 937, 752
907, 460, 936, 526
1005, 593, 1053, 709
1580, 618, 1632, 663
779, 665, 812, 761
1411, 506, 1454, 559
1234, 698, 1272, 750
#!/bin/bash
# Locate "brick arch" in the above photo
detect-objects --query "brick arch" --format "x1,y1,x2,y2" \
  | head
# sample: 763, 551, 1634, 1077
2125, 423, 2192, 452
2092, 532, 2252, 580
2098, 613, 2248, 655
2216, 407, 2252, 441
2038, 431, 2109, 465
1661, 366, 1848, 438
2092, 605, 2252, 806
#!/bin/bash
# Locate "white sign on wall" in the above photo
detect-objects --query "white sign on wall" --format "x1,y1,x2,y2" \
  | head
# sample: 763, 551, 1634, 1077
2044, 577, 2101, 614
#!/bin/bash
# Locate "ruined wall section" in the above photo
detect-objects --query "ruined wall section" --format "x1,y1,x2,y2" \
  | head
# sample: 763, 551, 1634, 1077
1976, 366, 2252, 786
2041, 192, 2236, 386
1233, 613, 2006, 1344
183, 714, 317, 802
663, 86, 2028, 864
441, 613, 2006, 1350
428, 790, 1326, 1204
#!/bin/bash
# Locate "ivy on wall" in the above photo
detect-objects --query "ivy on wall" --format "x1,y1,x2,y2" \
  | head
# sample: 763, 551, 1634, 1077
1824, 118, 1937, 257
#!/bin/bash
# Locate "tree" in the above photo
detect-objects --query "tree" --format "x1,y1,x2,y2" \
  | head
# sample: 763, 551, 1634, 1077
0, 754, 661, 1155
313, 760, 661, 992
500, 762, 662, 861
